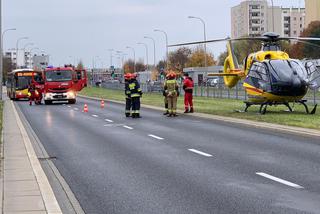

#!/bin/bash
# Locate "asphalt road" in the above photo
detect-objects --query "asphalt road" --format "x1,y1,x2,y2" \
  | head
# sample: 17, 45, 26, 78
16, 97, 320, 214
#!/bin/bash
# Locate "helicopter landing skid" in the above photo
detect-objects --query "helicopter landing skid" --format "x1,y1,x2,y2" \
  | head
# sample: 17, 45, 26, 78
296, 100, 317, 114
243, 100, 317, 115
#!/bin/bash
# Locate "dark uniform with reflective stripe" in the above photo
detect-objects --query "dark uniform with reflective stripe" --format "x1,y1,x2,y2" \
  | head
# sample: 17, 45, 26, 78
125, 79, 132, 117
129, 79, 142, 118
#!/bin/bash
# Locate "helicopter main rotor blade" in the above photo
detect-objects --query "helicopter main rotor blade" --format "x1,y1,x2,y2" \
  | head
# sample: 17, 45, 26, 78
294, 40, 320, 49
279, 37, 320, 41
168, 38, 229, 47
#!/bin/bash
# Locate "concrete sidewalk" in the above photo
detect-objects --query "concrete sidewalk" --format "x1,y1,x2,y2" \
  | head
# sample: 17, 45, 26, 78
1, 99, 62, 213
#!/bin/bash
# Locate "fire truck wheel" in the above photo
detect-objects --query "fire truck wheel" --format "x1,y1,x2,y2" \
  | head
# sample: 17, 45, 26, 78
44, 100, 52, 105
68, 99, 76, 104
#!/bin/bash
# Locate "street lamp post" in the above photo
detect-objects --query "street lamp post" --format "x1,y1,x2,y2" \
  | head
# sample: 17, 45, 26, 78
144, 36, 156, 69
108, 49, 114, 69
271, 0, 275, 32
154, 29, 169, 69
126, 46, 136, 73
29, 47, 39, 69
23, 43, 34, 67
188, 16, 207, 68
137, 42, 149, 71
15, 37, 28, 68
1, 28, 16, 100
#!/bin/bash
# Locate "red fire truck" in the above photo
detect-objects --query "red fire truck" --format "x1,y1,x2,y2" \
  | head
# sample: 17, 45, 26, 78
43, 66, 77, 104
74, 69, 87, 91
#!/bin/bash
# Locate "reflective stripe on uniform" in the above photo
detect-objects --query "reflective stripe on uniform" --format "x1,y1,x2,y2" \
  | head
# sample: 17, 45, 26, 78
131, 93, 141, 97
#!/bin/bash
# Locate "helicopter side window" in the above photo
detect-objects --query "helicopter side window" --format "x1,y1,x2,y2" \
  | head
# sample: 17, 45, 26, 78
248, 63, 269, 82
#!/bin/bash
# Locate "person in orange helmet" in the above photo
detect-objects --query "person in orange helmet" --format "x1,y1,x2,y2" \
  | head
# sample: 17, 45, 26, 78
124, 73, 133, 117
164, 72, 179, 117
162, 72, 170, 115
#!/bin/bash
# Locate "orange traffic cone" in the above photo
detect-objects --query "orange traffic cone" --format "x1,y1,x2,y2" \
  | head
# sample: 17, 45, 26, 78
101, 100, 105, 109
83, 104, 88, 112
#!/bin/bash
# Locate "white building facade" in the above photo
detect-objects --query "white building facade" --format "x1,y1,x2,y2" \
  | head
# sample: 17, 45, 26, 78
231, 0, 305, 38
4, 49, 32, 68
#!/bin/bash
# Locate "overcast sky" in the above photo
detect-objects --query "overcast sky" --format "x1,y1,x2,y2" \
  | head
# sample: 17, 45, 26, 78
3, 0, 304, 68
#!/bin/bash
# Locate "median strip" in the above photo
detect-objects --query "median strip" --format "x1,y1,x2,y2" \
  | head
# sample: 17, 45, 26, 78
188, 149, 213, 157
148, 134, 164, 140
256, 172, 303, 189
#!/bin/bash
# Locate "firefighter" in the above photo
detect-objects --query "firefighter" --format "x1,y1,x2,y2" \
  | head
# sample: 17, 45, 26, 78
162, 73, 169, 115
129, 73, 143, 118
27, 83, 36, 106
183, 73, 194, 113
124, 73, 132, 117
164, 72, 179, 117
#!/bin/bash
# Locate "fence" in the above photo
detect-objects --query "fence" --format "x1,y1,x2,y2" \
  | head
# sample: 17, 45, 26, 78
99, 81, 319, 104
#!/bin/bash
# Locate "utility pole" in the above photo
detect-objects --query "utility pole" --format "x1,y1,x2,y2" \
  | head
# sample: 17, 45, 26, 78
154, 29, 169, 70
271, 0, 275, 32
0, 0, 2, 100
126, 46, 136, 73
188, 16, 207, 68
137, 42, 149, 71
144, 36, 156, 69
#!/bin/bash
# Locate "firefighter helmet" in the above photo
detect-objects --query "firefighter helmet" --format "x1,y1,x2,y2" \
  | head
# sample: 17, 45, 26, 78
124, 73, 132, 80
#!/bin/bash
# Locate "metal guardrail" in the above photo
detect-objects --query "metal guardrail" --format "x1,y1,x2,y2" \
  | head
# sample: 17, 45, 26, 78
98, 81, 319, 104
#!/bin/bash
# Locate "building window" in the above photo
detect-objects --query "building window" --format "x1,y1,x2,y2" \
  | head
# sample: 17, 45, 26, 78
251, 12, 260, 17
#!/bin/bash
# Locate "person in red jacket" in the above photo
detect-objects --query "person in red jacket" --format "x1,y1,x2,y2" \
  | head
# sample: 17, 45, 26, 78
183, 73, 194, 113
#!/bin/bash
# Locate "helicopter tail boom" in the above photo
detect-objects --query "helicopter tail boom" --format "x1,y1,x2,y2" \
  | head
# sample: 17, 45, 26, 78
222, 41, 243, 88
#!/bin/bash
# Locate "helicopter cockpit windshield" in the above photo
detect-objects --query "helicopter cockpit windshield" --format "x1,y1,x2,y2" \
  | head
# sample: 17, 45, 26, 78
268, 60, 308, 83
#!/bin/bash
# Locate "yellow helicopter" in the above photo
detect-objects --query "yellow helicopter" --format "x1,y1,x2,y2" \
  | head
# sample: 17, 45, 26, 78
169, 32, 320, 114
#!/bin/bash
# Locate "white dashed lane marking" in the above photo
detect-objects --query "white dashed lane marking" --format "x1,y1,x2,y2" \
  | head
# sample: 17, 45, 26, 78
123, 125, 133, 130
74, 108, 79, 111
105, 119, 114, 123
148, 134, 164, 140
67, 105, 71, 108
256, 172, 303, 189
92, 114, 98, 118
188, 149, 213, 157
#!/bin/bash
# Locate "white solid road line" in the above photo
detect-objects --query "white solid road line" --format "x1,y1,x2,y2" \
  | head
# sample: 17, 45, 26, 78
105, 119, 113, 123
256, 172, 304, 189
92, 114, 98, 118
148, 134, 164, 140
188, 149, 213, 157
123, 125, 133, 130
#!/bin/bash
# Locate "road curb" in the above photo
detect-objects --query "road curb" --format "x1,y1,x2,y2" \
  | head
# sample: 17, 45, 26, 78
11, 101, 62, 214
78, 94, 320, 138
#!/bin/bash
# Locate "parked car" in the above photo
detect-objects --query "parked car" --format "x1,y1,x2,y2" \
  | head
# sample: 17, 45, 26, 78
206, 77, 219, 87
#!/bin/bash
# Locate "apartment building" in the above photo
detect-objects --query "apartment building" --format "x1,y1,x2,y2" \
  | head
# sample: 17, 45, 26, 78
5, 49, 32, 68
231, 0, 305, 38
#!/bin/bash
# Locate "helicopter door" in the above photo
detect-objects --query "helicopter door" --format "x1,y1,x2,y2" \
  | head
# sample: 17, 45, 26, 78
305, 62, 320, 89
